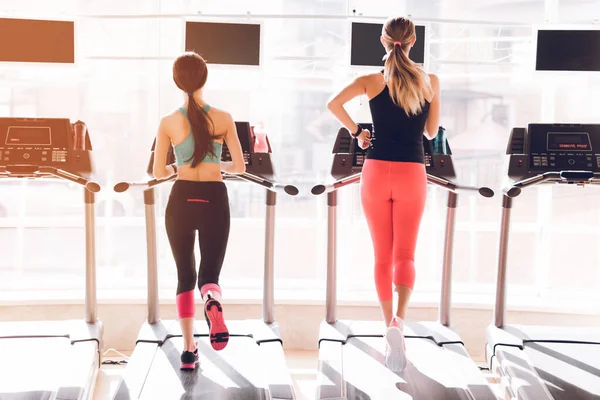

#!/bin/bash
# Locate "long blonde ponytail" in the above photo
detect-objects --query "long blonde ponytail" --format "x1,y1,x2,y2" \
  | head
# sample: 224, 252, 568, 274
382, 17, 432, 116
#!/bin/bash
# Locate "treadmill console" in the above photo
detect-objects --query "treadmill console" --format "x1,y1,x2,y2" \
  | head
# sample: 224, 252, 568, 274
0, 118, 93, 176
146, 121, 275, 179
506, 123, 600, 180
330, 124, 456, 180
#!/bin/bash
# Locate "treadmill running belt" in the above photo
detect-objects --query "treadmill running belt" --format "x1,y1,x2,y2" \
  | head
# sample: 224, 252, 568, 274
339, 337, 493, 399
525, 342, 600, 400
137, 337, 271, 399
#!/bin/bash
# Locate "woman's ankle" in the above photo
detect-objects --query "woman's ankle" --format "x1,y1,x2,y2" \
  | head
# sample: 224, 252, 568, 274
184, 343, 196, 352
386, 316, 404, 331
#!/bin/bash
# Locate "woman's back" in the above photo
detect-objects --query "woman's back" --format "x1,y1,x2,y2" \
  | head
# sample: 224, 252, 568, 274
359, 72, 437, 162
161, 104, 236, 182
368, 83, 430, 163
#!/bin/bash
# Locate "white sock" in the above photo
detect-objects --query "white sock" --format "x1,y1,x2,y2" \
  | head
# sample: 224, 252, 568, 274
390, 316, 405, 331
203, 290, 222, 303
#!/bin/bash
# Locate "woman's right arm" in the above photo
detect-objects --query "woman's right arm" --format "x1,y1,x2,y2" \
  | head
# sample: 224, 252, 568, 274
424, 73, 441, 140
221, 113, 246, 175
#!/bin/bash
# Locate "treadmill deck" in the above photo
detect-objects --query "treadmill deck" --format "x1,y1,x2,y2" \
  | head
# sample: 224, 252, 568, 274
114, 319, 295, 400
0, 320, 101, 400
317, 320, 496, 400
487, 325, 600, 400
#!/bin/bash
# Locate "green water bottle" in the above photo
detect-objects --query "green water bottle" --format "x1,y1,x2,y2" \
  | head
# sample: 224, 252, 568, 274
434, 126, 447, 155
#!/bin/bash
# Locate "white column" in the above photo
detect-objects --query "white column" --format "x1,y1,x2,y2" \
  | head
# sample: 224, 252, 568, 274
544, 0, 560, 23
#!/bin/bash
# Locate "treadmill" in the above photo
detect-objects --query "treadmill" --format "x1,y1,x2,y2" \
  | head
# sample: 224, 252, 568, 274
312, 125, 497, 399
486, 123, 600, 400
0, 118, 103, 399
112, 121, 299, 399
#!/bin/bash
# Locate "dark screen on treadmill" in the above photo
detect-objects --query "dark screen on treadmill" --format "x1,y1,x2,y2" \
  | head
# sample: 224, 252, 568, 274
547, 132, 592, 151
5, 126, 51, 145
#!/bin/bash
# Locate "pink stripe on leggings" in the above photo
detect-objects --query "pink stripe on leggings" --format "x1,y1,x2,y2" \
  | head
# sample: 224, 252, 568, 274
176, 290, 195, 318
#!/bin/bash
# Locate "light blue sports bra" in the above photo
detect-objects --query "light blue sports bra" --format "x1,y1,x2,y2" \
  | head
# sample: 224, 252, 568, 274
173, 105, 223, 166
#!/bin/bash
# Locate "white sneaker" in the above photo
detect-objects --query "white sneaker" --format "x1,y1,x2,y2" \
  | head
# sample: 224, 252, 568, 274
385, 316, 407, 372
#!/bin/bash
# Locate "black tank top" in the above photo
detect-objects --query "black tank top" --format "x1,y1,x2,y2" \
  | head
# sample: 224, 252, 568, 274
366, 84, 430, 164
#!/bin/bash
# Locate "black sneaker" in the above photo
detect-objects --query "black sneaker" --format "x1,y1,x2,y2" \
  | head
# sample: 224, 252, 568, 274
180, 347, 199, 371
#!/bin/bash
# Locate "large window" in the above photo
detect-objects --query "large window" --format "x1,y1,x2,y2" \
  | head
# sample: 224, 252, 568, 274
1, 0, 599, 311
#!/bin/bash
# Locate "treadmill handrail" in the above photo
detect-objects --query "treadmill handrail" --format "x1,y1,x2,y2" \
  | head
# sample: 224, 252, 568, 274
114, 172, 299, 196
113, 175, 177, 192
233, 172, 299, 196
503, 170, 600, 197
311, 173, 361, 195
0, 165, 101, 192
312, 172, 494, 198
426, 174, 495, 197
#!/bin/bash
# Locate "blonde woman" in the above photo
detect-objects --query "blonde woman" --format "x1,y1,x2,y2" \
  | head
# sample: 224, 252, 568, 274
327, 17, 440, 371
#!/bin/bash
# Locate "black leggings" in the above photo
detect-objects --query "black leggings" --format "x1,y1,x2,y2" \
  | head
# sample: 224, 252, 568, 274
166, 180, 230, 302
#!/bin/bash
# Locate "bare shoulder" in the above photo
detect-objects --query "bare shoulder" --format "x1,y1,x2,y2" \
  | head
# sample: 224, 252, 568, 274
208, 106, 232, 119
206, 106, 233, 137
428, 73, 440, 88
208, 106, 233, 124
362, 72, 385, 99
362, 72, 384, 84
158, 110, 182, 131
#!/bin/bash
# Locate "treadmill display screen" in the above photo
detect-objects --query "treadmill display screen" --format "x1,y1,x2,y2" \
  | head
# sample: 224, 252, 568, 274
5, 126, 51, 145
547, 132, 592, 151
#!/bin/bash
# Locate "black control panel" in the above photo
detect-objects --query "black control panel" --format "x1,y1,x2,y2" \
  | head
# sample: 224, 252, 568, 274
221, 122, 254, 165
330, 123, 456, 180
147, 121, 275, 179
506, 123, 600, 180
0, 118, 93, 176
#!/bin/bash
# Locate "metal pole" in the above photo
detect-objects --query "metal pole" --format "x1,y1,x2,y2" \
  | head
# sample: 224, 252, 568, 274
439, 191, 458, 327
144, 188, 160, 324
326, 191, 338, 324
494, 195, 513, 328
263, 190, 277, 325
84, 188, 97, 324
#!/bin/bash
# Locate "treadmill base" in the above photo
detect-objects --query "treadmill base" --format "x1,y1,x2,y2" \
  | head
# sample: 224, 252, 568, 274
317, 320, 496, 400
0, 319, 101, 400
487, 325, 600, 400
114, 319, 296, 400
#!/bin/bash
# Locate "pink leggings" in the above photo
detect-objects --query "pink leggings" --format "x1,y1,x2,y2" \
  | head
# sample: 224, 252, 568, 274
360, 159, 427, 302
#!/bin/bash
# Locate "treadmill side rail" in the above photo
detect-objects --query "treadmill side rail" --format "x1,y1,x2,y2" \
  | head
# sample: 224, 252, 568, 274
113, 342, 158, 400
493, 345, 554, 400
316, 340, 345, 400
258, 341, 296, 399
